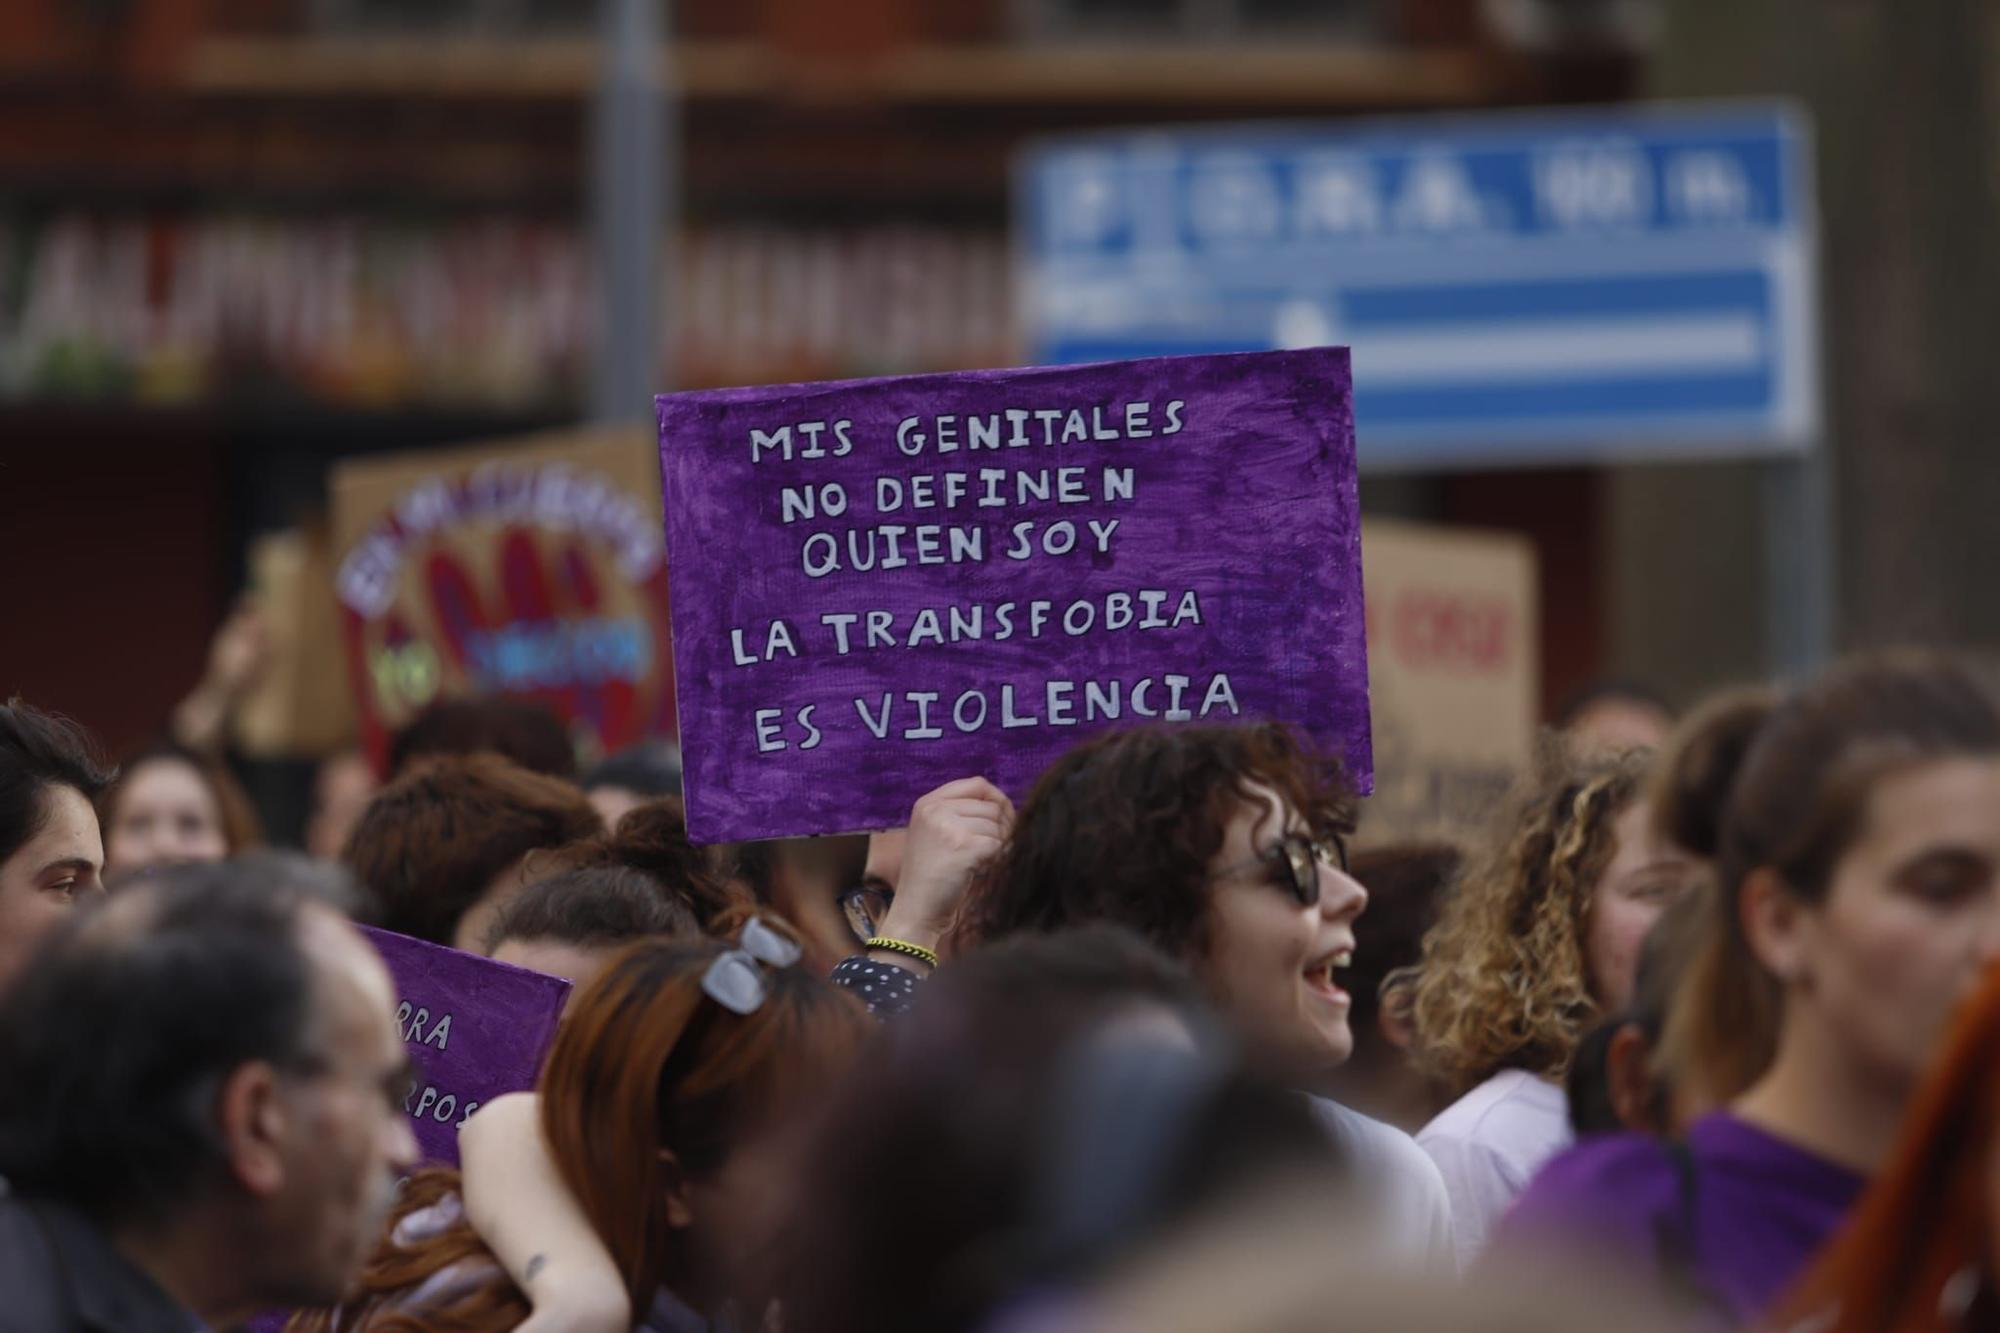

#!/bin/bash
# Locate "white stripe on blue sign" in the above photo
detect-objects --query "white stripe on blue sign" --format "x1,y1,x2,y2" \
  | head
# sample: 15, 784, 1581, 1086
1017, 102, 1819, 469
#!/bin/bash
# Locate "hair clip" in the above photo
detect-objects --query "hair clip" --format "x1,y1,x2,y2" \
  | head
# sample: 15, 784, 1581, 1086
701, 917, 802, 1015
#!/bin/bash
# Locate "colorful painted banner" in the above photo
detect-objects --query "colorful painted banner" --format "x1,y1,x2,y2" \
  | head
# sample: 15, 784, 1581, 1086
657, 347, 1372, 842
331, 426, 677, 773
360, 926, 570, 1167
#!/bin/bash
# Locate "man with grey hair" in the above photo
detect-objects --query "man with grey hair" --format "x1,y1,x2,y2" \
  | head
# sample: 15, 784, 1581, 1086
0, 859, 418, 1331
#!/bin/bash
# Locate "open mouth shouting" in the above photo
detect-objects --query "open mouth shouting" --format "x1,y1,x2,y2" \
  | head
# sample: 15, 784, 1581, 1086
1304, 942, 1355, 1005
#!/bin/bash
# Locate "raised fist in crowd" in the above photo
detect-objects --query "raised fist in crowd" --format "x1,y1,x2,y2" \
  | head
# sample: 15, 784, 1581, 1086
870, 776, 1014, 964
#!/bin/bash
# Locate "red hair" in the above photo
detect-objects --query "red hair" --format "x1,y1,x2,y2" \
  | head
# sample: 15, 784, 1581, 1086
537, 926, 869, 1306
1779, 963, 2000, 1332
292, 921, 869, 1331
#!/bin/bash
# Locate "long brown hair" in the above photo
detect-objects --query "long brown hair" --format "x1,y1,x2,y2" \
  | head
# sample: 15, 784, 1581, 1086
298, 921, 869, 1331
1779, 964, 2000, 1332
1652, 655, 2000, 1107
539, 925, 868, 1306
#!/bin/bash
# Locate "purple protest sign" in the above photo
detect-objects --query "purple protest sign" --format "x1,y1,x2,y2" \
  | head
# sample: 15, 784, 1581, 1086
360, 925, 570, 1166
656, 347, 1371, 842
244, 929, 574, 1331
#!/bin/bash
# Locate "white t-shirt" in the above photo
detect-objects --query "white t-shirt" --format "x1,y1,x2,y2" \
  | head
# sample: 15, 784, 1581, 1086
1308, 1097, 1457, 1270
1416, 1068, 1573, 1269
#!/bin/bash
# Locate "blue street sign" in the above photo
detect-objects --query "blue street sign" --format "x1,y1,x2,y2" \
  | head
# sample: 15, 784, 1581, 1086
1017, 102, 1819, 469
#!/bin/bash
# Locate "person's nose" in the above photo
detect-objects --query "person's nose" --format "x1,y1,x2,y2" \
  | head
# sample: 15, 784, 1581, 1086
1317, 863, 1368, 924
385, 1111, 420, 1172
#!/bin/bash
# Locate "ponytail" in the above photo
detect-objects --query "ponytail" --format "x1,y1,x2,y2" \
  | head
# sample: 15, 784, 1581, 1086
1648, 688, 1782, 1104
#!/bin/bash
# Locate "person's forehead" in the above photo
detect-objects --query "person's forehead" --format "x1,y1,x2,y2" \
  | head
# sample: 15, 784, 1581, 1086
1607, 797, 1651, 849
1235, 780, 1295, 829
120, 758, 217, 807
1210, 782, 1296, 863
493, 935, 618, 983
9, 786, 103, 873
300, 906, 399, 1041
1602, 803, 1695, 883
1570, 698, 1671, 747
1852, 756, 2000, 855
1579, 694, 1669, 723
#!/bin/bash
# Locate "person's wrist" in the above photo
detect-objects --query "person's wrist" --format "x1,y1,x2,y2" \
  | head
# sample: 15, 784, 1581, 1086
864, 936, 940, 968
866, 948, 930, 975
866, 904, 947, 973
874, 904, 945, 955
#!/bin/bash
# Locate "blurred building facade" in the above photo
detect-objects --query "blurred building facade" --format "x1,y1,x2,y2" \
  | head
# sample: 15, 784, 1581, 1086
16, 0, 1986, 766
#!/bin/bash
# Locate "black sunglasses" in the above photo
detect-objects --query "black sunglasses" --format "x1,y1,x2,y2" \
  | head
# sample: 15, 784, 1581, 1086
1217, 831, 1350, 907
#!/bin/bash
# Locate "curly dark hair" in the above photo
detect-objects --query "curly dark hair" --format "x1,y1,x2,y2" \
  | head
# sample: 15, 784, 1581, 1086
948, 723, 1353, 964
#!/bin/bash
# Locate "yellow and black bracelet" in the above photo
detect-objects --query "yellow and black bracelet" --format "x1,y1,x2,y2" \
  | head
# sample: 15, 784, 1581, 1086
864, 936, 940, 969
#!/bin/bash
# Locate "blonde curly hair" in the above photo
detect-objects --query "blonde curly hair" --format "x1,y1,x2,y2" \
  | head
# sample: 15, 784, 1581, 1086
1409, 740, 1649, 1098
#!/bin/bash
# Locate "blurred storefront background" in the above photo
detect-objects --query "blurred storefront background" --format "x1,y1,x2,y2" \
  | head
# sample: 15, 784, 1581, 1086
4, 0, 1995, 845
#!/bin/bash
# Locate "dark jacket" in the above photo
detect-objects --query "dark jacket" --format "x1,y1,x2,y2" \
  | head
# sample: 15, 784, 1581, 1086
0, 1189, 201, 1333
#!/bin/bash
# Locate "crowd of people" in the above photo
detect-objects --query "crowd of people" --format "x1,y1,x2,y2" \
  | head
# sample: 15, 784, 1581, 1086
3, 648, 2000, 1332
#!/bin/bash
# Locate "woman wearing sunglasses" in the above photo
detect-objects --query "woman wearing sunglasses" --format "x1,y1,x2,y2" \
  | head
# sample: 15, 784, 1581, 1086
947, 724, 1365, 1080
294, 916, 869, 1332
464, 722, 1448, 1328
1405, 744, 1696, 1268
937, 722, 1453, 1267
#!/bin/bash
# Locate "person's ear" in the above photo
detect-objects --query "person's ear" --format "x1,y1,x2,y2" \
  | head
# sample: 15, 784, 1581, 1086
659, 1149, 694, 1229
1604, 1023, 1659, 1134
1376, 970, 1418, 1051
1740, 866, 1813, 987
216, 1061, 291, 1199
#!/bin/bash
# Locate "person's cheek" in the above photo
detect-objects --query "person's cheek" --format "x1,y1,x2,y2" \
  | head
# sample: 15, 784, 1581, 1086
1618, 901, 1656, 974
1866, 909, 1951, 1070
1903, 905, 1974, 1018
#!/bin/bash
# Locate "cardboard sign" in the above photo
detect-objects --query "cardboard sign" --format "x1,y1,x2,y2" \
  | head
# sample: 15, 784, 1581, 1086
657, 348, 1371, 842
331, 427, 678, 773
1356, 519, 1538, 845
359, 926, 570, 1167
233, 525, 358, 758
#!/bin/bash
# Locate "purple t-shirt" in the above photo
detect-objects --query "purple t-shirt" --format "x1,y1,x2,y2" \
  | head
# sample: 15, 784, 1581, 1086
1493, 1112, 1865, 1327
